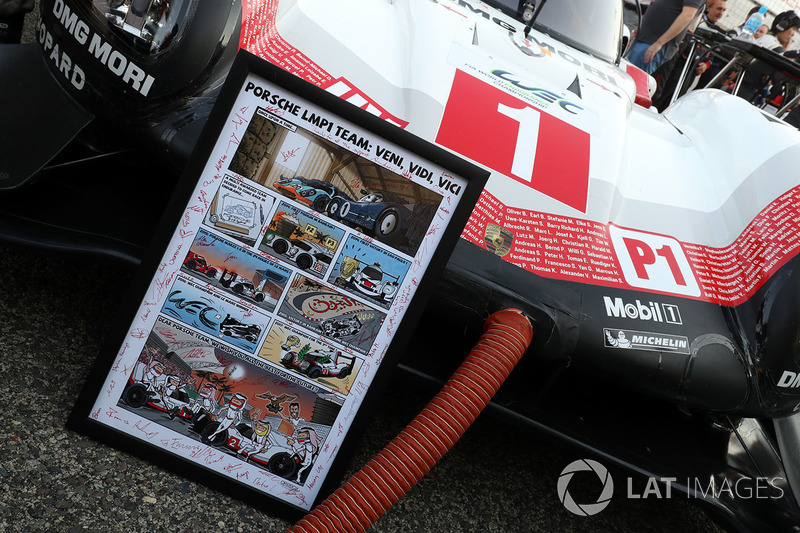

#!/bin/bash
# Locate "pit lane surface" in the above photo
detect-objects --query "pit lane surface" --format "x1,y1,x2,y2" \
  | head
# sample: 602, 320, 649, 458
0, 248, 727, 533
0, 5, 725, 531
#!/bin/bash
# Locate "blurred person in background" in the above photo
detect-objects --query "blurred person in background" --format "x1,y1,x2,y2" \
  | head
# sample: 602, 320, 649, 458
627, 0, 706, 74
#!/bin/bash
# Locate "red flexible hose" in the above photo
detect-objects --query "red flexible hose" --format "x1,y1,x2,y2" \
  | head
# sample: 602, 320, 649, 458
288, 308, 534, 533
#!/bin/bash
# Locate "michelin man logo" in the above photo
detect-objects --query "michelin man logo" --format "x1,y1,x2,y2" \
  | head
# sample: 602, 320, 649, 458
557, 459, 614, 516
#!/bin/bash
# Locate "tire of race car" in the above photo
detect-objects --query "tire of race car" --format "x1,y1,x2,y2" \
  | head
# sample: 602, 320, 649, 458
308, 367, 322, 379
254, 293, 265, 302
233, 284, 244, 294
268, 452, 298, 479
199, 422, 227, 446
207, 269, 217, 278
313, 196, 329, 213
210, 214, 219, 223
190, 412, 209, 433
272, 239, 289, 255
376, 208, 400, 237
327, 197, 341, 219
296, 254, 313, 270
185, 260, 197, 271
122, 383, 149, 409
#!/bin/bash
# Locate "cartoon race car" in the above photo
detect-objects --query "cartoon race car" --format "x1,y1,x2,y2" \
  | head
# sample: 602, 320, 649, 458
273, 175, 351, 213
219, 269, 267, 303
281, 344, 355, 380
219, 315, 261, 344
327, 190, 413, 244
182, 251, 218, 279
321, 315, 363, 339
263, 234, 332, 273
120, 363, 192, 419
8, 0, 800, 529
338, 260, 399, 303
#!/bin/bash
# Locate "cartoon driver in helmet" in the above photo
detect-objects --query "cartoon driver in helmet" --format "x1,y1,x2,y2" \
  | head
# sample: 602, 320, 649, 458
204, 392, 248, 443
140, 360, 166, 392
238, 415, 277, 462
179, 382, 218, 420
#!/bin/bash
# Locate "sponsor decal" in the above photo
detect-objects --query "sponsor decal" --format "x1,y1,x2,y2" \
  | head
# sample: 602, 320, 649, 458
777, 370, 800, 388
603, 296, 683, 324
438, 69, 590, 212
609, 225, 701, 298
490, 69, 583, 114
43, 0, 156, 95
603, 328, 690, 354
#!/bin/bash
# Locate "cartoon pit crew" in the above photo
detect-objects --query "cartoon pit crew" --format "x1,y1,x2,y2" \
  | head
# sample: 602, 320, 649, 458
237, 412, 278, 463
172, 382, 218, 420
288, 426, 320, 484
203, 392, 248, 443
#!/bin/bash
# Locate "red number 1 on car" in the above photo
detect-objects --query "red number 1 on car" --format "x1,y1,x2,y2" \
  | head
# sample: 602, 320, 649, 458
436, 69, 591, 212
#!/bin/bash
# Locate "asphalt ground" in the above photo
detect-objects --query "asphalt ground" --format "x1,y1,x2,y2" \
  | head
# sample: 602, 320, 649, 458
0, 242, 726, 533
1, 4, 726, 532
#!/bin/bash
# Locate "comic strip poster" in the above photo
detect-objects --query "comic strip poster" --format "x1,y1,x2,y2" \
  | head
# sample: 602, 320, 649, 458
258, 201, 344, 279
204, 174, 274, 247
118, 316, 340, 485
258, 320, 363, 396
329, 235, 411, 310
161, 275, 270, 354
277, 274, 386, 355
77, 55, 485, 514
181, 228, 292, 314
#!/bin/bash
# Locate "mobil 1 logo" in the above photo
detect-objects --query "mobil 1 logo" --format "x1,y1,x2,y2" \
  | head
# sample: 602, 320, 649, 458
604, 296, 683, 325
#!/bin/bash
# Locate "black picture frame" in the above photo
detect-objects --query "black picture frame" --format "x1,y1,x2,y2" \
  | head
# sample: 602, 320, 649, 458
69, 50, 488, 521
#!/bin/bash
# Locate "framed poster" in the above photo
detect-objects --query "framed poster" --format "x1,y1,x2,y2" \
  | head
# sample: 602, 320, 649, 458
69, 50, 488, 519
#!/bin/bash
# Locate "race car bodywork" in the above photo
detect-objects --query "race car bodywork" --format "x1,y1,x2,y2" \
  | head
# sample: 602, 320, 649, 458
4, 0, 800, 529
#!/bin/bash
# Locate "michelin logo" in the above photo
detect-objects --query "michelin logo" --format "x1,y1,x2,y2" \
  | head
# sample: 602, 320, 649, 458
604, 328, 690, 354
604, 296, 682, 325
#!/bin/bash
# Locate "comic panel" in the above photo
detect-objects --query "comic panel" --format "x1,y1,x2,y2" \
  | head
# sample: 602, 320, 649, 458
329, 234, 411, 310
204, 174, 274, 247
230, 106, 444, 257
162, 275, 269, 354
277, 275, 386, 355
180, 228, 292, 313
117, 316, 342, 486
257, 201, 345, 279
259, 321, 363, 396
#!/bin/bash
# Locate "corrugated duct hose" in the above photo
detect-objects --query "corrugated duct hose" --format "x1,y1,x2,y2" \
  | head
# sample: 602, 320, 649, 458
287, 308, 534, 533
